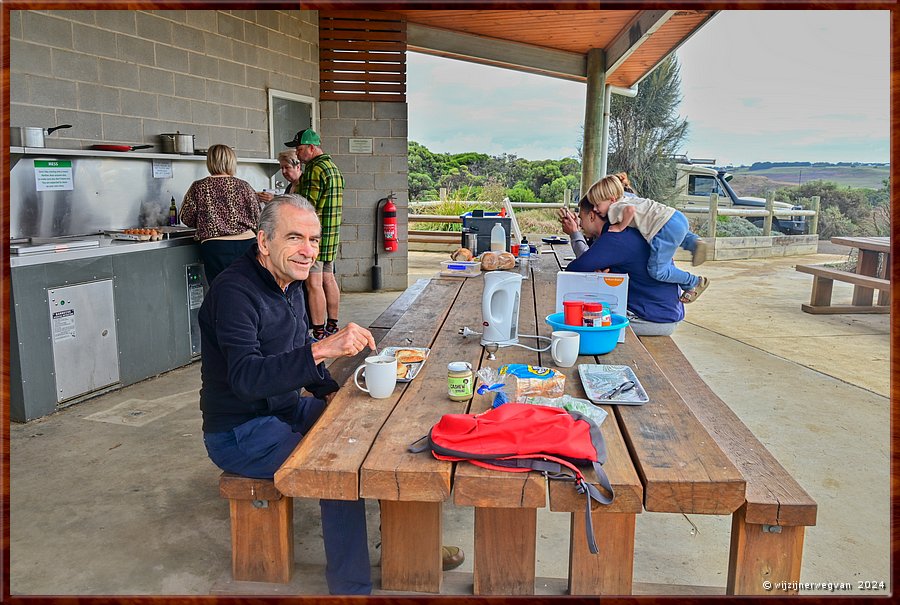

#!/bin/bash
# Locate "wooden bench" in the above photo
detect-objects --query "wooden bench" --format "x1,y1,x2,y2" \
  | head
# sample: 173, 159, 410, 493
219, 472, 293, 584
796, 263, 890, 314
639, 335, 818, 595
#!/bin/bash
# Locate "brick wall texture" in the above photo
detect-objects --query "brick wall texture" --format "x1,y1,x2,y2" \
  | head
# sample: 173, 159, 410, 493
10, 9, 410, 292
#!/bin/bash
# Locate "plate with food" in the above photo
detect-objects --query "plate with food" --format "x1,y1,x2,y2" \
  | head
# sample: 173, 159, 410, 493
542, 236, 569, 245
381, 346, 431, 382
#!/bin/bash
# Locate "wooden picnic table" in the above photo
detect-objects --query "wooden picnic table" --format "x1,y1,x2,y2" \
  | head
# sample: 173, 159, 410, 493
275, 243, 746, 595
830, 236, 890, 305
797, 235, 890, 313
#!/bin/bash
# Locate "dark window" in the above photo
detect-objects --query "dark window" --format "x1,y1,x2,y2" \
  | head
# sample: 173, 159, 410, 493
688, 175, 719, 196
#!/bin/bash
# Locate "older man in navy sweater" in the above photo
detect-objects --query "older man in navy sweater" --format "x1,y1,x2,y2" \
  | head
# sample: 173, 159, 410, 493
199, 195, 377, 594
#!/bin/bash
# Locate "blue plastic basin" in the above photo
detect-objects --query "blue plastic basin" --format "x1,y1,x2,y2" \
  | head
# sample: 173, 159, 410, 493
545, 312, 629, 355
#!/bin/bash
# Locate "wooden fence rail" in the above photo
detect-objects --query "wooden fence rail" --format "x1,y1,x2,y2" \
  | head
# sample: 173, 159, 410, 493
409, 192, 821, 239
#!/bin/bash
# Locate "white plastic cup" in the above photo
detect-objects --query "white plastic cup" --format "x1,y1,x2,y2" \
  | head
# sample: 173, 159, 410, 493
550, 330, 580, 368
353, 355, 397, 399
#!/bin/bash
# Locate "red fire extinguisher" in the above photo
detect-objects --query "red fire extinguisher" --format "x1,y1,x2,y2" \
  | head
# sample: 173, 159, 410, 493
382, 196, 398, 252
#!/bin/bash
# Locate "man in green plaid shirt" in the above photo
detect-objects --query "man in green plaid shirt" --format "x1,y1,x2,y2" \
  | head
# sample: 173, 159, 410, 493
288, 128, 345, 340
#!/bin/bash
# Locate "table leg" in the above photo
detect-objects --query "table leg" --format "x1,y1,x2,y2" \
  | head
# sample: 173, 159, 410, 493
852, 250, 879, 306
380, 500, 442, 593
568, 511, 635, 595
474, 507, 536, 595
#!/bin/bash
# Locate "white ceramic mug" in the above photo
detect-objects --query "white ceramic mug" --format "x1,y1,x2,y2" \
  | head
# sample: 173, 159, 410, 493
550, 330, 580, 368
353, 355, 397, 399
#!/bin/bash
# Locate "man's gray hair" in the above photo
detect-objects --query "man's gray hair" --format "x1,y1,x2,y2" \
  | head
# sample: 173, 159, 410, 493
258, 194, 317, 238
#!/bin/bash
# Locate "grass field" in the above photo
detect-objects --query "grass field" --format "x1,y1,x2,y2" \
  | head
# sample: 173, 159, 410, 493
729, 165, 889, 189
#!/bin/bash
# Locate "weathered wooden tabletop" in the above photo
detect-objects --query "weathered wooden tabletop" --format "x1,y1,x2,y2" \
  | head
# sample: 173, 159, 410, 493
274, 242, 745, 594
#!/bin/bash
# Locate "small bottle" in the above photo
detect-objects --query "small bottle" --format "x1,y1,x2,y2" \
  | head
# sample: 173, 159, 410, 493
600, 306, 612, 326
490, 222, 506, 252
168, 196, 178, 226
518, 235, 530, 278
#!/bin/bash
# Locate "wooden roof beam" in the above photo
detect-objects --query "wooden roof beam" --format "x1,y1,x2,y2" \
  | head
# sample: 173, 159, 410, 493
407, 22, 586, 82
604, 10, 676, 77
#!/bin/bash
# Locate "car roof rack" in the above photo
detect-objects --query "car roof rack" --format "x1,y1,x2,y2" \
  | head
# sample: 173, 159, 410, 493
672, 155, 717, 165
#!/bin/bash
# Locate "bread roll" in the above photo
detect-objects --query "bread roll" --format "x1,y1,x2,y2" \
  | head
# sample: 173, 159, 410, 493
498, 251, 516, 269
480, 251, 500, 271
396, 364, 410, 379
450, 247, 474, 261
396, 349, 426, 364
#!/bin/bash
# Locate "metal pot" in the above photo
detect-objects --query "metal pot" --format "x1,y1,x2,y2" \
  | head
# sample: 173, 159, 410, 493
11, 124, 72, 148
159, 132, 195, 155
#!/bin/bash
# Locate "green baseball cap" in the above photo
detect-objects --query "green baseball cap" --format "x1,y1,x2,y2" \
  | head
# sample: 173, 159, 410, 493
285, 129, 321, 147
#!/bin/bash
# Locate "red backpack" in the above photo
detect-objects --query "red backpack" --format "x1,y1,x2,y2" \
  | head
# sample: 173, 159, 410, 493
411, 403, 614, 554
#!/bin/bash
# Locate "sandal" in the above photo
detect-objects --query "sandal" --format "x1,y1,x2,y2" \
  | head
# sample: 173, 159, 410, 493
680, 276, 709, 304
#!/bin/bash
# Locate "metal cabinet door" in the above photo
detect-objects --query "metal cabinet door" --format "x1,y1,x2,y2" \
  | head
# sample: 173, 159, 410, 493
47, 280, 120, 402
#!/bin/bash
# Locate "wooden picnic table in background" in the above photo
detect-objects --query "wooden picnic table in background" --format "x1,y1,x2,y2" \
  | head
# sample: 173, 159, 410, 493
797, 235, 890, 314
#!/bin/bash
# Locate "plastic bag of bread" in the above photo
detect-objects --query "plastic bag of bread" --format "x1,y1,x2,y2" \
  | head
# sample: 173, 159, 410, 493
480, 251, 500, 271
497, 251, 516, 270
450, 247, 474, 261
474, 364, 566, 407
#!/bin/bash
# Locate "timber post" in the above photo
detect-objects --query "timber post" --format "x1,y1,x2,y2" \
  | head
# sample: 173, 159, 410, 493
763, 193, 774, 235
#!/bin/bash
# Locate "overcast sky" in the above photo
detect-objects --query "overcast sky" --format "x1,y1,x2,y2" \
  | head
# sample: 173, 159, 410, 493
407, 10, 890, 166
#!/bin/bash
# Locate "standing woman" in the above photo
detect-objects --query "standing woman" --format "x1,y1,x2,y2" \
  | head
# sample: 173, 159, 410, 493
257, 149, 303, 204
181, 144, 260, 285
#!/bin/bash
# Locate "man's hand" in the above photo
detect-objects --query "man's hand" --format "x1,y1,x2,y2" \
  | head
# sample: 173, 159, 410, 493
311, 322, 377, 364
557, 207, 580, 236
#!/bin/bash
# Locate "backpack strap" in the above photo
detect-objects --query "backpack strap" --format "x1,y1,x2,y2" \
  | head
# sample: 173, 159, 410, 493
407, 433, 431, 454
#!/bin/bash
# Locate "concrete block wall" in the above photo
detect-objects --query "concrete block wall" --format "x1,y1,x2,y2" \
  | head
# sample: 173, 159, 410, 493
10, 9, 412, 292
322, 100, 409, 292
9, 9, 318, 157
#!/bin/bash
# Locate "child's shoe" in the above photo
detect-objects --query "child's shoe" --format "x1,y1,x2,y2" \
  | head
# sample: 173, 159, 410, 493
679, 276, 710, 304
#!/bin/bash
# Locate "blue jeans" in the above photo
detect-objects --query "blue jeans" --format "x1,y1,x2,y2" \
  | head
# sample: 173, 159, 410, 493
204, 404, 372, 595
647, 212, 701, 290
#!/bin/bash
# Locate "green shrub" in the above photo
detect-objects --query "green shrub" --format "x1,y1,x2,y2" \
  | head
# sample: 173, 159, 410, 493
410, 195, 493, 232
516, 208, 564, 235
818, 206, 857, 239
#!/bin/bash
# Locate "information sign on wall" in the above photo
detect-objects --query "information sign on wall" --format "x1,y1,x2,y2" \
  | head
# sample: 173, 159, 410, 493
34, 159, 74, 191
349, 138, 373, 154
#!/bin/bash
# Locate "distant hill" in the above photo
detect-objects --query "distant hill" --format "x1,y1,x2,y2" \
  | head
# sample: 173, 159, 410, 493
726, 165, 888, 196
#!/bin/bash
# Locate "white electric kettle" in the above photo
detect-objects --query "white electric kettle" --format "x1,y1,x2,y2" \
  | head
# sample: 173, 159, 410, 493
481, 271, 524, 346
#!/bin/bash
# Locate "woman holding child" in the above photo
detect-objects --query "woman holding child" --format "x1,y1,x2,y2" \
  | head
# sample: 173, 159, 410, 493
558, 173, 704, 336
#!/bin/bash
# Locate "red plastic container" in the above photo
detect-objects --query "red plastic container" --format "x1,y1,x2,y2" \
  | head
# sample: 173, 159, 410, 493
563, 300, 584, 326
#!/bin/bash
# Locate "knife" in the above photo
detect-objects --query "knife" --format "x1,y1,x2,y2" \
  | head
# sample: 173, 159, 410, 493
599, 380, 635, 400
